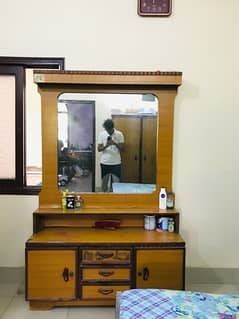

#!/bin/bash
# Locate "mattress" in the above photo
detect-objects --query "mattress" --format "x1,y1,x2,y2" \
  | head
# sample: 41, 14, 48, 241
117, 289, 239, 319
112, 182, 156, 193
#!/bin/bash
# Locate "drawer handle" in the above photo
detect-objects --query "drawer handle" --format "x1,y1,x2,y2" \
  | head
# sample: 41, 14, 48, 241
99, 271, 114, 277
116, 253, 129, 261
96, 252, 114, 259
98, 288, 114, 295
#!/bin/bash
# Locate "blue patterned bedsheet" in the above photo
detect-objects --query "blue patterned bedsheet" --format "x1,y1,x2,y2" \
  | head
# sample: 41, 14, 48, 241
119, 289, 239, 319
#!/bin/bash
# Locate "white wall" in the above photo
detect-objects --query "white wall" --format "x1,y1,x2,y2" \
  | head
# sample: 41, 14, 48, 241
0, 196, 38, 266
0, 0, 239, 268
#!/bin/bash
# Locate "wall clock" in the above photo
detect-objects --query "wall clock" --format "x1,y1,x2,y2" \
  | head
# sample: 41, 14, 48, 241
138, 0, 172, 16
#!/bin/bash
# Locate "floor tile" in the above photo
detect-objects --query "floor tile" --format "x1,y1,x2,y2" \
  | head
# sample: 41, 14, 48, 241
1, 295, 68, 319
0, 297, 13, 317
67, 306, 115, 319
1, 284, 239, 319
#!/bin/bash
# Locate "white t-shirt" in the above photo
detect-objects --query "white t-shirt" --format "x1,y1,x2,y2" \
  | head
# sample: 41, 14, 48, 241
97, 129, 124, 165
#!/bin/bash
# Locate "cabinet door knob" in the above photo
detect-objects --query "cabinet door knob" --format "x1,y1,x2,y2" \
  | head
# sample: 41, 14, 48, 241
62, 267, 69, 282
62, 268, 74, 282
143, 267, 149, 281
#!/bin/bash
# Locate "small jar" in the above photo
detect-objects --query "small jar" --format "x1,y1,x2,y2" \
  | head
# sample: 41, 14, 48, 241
166, 192, 174, 209
66, 194, 75, 209
75, 195, 82, 209
168, 218, 175, 232
158, 217, 169, 231
144, 215, 156, 230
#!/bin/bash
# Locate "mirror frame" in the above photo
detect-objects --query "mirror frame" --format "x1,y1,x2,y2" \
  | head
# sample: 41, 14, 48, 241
34, 70, 182, 210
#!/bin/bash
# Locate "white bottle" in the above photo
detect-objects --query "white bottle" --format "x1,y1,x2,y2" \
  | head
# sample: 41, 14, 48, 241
159, 187, 167, 209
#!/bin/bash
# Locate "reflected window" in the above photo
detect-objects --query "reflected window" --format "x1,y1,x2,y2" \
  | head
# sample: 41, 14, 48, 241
58, 102, 68, 148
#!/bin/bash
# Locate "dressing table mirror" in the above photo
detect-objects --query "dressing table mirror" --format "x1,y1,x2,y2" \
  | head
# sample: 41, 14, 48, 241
57, 92, 158, 193
34, 70, 182, 209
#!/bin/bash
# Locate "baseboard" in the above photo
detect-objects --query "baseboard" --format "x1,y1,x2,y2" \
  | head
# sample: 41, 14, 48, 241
0, 267, 238, 285
0, 267, 25, 284
185, 267, 239, 285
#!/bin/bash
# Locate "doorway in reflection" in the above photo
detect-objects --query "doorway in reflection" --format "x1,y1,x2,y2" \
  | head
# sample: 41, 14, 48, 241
58, 99, 95, 192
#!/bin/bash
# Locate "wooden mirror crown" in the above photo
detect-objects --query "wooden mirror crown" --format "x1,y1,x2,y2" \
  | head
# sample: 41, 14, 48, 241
34, 70, 182, 210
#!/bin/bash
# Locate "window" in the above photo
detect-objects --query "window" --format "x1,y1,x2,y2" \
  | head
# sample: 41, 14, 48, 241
0, 57, 65, 194
0, 74, 16, 179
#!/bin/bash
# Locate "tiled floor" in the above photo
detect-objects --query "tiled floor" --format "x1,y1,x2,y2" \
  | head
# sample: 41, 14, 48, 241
0, 283, 239, 319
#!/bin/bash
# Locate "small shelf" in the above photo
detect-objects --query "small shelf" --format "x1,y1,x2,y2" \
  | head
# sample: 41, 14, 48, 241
33, 209, 180, 233
156, 211, 180, 233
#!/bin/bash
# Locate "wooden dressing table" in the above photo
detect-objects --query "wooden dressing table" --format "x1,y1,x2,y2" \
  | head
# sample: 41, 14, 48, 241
25, 70, 185, 310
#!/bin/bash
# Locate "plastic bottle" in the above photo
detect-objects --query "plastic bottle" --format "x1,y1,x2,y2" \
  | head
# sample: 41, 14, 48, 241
61, 188, 69, 210
159, 187, 167, 209
61, 191, 67, 210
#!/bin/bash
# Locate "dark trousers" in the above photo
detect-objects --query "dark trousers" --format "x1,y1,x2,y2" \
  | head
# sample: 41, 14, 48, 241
100, 164, 121, 192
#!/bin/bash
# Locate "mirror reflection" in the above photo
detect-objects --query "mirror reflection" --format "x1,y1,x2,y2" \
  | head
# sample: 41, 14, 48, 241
58, 93, 158, 193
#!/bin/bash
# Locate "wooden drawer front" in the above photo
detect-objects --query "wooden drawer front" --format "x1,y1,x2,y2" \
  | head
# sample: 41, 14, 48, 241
82, 250, 130, 264
82, 268, 130, 281
82, 285, 130, 299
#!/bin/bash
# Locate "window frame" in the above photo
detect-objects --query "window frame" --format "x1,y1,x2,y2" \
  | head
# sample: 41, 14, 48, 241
0, 57, 65, 194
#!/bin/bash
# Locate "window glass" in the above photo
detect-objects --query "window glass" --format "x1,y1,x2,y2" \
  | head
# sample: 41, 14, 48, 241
0, 75, 16, 179
58, 102, 68, 148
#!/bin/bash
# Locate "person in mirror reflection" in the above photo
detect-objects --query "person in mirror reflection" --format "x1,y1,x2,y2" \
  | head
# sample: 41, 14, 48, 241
97, 119, 125, 192
58, 146, 77, 182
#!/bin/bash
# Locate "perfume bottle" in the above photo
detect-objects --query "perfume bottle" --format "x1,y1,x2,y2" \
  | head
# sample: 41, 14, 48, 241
75, 195, 82, 208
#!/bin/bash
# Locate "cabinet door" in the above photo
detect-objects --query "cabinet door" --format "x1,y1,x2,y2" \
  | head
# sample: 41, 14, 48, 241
141, 116, 157, 183
112, 116, 141, 182
136, 249, 184, 290
27, 249, 76, 300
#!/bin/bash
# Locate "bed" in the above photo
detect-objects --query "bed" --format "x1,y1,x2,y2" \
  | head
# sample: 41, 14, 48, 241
112, 182, 156, 193
116, 289, 239, 319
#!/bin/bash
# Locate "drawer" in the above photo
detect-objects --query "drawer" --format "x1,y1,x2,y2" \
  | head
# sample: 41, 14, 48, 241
81, 250, 130, 264
81, 285, 130, 299
82, 268, 130, 281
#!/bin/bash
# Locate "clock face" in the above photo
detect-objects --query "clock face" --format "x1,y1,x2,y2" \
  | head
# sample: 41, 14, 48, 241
138, 0, 172, 16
